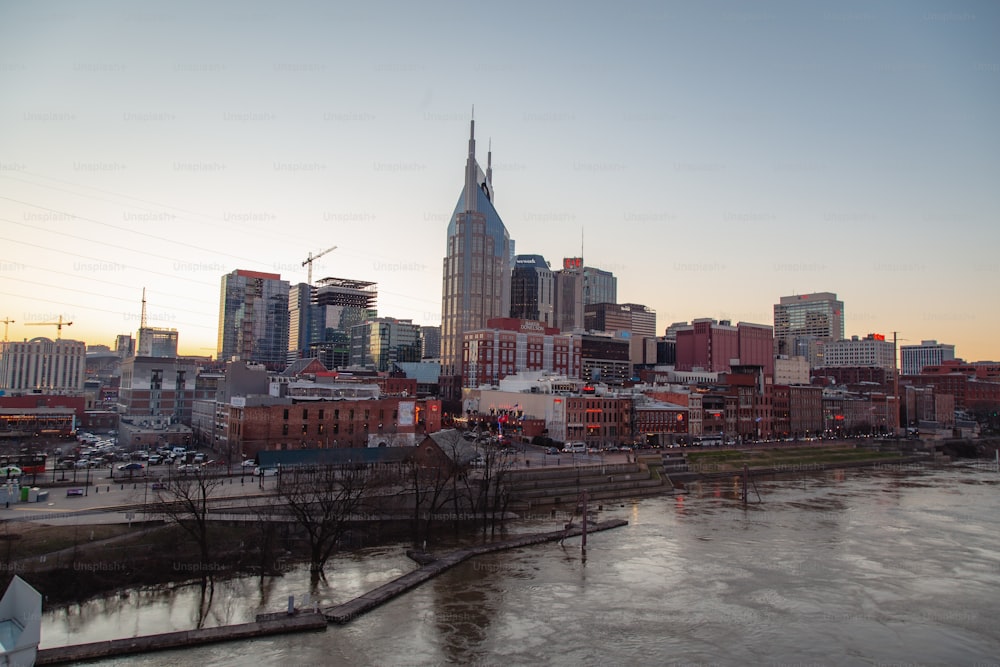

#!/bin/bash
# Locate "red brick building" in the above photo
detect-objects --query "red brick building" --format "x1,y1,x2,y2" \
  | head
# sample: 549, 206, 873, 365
462, 318, 580, 388
564, 395, 632, 447
229, 397, 442, 459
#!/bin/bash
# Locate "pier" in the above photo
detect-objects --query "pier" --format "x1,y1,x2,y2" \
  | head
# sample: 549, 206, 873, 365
324, 519, 628, 623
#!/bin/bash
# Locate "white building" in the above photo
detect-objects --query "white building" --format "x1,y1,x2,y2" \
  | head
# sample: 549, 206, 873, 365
774, 356, 810, 385
900, 340, 955, 376
823, 334, 897, 373
0, 337, 86, 394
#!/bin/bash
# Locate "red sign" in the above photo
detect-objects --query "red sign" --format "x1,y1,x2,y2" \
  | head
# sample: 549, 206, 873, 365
563, 257, 583, 270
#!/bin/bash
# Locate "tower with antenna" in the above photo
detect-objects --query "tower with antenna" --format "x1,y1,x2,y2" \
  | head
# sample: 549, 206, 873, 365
135, 288, 178, 357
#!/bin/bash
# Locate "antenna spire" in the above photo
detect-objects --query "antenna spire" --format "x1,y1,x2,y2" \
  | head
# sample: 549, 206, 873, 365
140, 287, 147, 329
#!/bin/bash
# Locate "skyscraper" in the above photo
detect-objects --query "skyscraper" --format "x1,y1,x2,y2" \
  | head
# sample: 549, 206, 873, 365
773, 292, 845, 367
440, 117, 514, 377
217, 269, 289, 368
510, 254, 555, 326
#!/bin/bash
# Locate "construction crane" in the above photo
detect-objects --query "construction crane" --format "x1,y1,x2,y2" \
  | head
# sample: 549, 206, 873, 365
302, 245, 337, 285
1, 318, 13, 342
25, 315, 73, 339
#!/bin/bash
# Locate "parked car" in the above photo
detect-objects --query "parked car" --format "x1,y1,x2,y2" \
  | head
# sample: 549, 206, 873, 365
192, 453, 206, 464
176, 464, 200, 474
75, 459, 92, 469
117, 462, 144, 472
241, 459, 257, 468
254, 467, 278, 477
147, 455, 163, 465
545, 447, 559, 455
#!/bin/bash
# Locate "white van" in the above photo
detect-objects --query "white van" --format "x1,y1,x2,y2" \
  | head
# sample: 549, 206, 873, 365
563, 442, 587, 453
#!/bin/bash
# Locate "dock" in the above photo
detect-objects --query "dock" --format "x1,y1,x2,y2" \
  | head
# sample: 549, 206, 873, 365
33, 519, 627, 663
35, 611, 327, 666
324, 518, 629, 623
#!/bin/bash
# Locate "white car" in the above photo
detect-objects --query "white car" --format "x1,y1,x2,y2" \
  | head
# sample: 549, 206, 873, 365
254, 467, 278, 477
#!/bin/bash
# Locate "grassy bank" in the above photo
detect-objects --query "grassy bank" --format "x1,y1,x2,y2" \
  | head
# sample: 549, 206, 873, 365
684, 445, 910, 474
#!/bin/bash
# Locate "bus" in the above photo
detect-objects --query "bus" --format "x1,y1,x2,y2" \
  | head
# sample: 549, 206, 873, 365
0, 453, 48, 475
694, 435, 723, 447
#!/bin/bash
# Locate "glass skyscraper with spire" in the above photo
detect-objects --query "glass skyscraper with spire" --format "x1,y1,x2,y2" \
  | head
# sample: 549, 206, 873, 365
440, 117, 514, 377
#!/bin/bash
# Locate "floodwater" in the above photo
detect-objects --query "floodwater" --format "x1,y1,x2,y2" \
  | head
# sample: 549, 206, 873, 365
41, 462, 1000, 666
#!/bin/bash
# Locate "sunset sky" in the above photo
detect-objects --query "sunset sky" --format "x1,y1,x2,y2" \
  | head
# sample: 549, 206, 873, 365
1, 0, 998, 361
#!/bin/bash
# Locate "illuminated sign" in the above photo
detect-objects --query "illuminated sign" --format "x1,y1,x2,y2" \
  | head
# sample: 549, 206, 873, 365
871, 333, 885, 341
563, 257, 583, 270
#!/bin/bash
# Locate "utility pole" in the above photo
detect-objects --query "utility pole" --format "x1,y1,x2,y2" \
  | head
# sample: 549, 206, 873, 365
0, 318, 13, 342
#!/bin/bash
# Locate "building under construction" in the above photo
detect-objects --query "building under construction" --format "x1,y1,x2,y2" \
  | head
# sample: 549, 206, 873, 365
289, 277, 378, 368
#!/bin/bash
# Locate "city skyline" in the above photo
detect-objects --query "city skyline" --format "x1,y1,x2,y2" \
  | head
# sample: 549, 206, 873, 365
1, 1, 998, 360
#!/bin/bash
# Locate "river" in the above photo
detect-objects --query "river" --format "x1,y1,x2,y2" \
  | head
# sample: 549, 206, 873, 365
40, 461, 1000, 666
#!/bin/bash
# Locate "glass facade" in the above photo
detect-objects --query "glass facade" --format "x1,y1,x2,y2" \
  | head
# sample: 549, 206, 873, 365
218, 270, 289, 368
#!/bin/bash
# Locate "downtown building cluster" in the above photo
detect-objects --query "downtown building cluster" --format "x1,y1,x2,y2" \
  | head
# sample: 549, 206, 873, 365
2, 121, 1000, 454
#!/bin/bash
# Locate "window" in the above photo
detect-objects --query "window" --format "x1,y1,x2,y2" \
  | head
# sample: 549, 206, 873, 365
282, 424, 289, 436
283, 409, 289, 420
303, 409, 308, 419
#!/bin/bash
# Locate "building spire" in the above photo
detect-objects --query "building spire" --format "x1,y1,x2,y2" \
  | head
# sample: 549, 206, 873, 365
486, 137, 493, 198
464, 108, 478, 212
140, 287, 147, 329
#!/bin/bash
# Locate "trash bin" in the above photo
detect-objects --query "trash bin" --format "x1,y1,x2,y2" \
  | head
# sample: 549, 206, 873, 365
35, 490, 49, 502
20, 486, 29, 502
28, 488, 40, 502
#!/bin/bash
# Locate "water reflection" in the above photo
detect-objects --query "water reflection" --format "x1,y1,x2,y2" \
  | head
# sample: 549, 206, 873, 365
41, 465, 1000, 665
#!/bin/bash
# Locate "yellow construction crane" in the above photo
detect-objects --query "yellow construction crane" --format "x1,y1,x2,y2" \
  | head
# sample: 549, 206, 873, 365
25, 315, 73, 339
1, 318, 13, 342
302, 245, 337, 285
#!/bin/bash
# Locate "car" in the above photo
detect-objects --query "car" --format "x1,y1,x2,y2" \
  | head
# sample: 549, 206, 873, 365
254, 467, 278, 477
545, 447, 559, 455
147, 455, 163, 465
563, 442, 587, 453
75, 459, 92, 469
0, 466, 22, 477
117, 462, 144, 472
192, 453, 206, 464
176, 463, 200, 474
151, 482, 168, 490
241, 459, 258, 468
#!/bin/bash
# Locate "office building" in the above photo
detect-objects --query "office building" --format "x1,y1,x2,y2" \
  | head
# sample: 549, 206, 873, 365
900, 340, 955, 376
217, 269, 290, 368
822, 334, 897, 373
773, 292, 845, 367
441, 118, 514, 377
420, 325, 441, 359
350, 318, 423, 372
510, 254, 555, 327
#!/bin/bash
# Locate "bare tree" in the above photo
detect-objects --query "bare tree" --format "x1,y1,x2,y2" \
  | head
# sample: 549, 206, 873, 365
151, 469, 224, 573
276, 464, 376, 577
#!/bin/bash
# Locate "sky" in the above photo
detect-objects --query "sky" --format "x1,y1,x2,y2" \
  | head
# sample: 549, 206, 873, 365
1, 0, 998, 361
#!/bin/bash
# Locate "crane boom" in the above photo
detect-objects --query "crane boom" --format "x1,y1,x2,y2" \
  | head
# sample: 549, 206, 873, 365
25, 315, 73, 339
302, 245, 338, 285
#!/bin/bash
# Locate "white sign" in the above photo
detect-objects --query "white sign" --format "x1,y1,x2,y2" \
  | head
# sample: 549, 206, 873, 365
398, 401, 415, 427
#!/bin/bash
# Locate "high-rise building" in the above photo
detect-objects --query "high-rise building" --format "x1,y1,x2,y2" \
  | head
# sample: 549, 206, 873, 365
773, 292, 845, 367
554, 259, 618, 333
441, 118, 514, 377
217, 269, 290, 368
901, 340, 955, 376
583, 266, 617, 306
0, 337, 86, 395
510, 254, 555, 327
289, 277, 378, 368
554, 258, 585, 332
349, 318, 422, 372
420, 325, 441, 359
